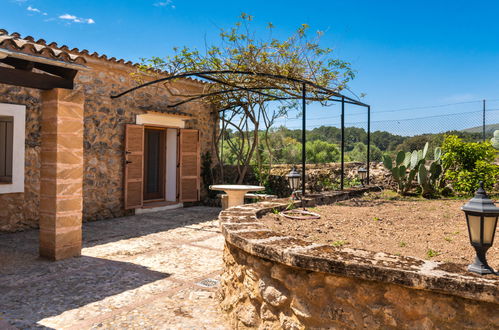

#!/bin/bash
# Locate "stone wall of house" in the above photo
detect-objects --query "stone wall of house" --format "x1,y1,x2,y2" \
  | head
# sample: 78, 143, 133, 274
0, 55, 217, 231
0, 86, 41, 231
78, 57, 217, 221
218, 192, 499, 329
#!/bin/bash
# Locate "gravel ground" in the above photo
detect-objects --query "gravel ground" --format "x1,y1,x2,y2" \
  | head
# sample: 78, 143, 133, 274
262, 191, 499, 269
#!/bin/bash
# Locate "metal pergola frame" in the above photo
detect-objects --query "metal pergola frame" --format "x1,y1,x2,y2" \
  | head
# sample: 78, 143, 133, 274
111, 70, 371, 195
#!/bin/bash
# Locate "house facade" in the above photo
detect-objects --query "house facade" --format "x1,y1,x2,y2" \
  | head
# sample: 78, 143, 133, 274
0, 30, 217, 259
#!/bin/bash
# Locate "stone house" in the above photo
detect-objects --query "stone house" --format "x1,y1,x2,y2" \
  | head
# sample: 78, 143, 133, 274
0, 30, 217, 259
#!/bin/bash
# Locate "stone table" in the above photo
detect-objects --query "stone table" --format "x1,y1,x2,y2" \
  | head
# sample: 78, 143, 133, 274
209, 185, 265, 209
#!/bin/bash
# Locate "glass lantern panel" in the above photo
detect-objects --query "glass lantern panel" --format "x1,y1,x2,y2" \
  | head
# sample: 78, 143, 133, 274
291, 177, 300, 190
483, 216, 498, 244
468, 215, 481, 244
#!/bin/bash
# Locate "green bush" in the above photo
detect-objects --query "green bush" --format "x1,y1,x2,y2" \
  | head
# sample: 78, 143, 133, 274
441, 135, 498, 194
305, 140, 340, 163
346, 142, 383, 162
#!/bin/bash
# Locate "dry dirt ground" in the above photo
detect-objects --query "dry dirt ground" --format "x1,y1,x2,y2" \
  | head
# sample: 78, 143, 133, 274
0, 206, 228, 329
262, 191, 499, 269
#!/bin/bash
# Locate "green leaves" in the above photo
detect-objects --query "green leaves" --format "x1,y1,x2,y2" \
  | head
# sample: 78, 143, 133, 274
398, 165, 407, 179
410, 150, 419, 170
422, 142, 429, 159
385, 141, 446, 197
442, 135, 498, 193
383, 155, 393, 170
434, 147, 442, 161
417, 163, 428, 186
403, 152, 411, 167
396, 151, 405, 166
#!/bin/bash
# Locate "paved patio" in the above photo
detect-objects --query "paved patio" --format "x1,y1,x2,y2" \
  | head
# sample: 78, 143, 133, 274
0, 206, 228, 329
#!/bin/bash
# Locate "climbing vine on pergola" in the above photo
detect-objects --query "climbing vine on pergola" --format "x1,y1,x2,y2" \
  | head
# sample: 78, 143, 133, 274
111, 15, 372, 193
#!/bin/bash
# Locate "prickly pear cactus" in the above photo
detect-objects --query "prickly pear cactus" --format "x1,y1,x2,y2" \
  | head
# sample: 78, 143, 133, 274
382, 142, 430, 194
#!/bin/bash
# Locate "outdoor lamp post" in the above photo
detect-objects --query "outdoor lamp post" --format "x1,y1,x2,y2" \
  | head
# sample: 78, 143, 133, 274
358, 167, 368, 186
461, 182, 499, 275
286, 167, 301, 200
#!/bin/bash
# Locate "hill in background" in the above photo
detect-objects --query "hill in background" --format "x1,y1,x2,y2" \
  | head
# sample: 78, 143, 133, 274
461, 123, 499, 134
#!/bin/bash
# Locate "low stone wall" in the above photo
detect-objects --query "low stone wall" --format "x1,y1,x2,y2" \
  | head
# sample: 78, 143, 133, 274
218, 188, 499, 329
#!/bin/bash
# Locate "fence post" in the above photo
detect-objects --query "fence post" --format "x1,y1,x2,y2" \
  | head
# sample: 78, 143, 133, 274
483, 99, 486, 142
340, 97, 345, 190
367, 105, 371, 185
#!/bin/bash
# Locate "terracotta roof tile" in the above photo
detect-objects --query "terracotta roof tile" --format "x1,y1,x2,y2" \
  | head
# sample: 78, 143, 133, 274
0, 29, 206, 84
0, 29, 85, 65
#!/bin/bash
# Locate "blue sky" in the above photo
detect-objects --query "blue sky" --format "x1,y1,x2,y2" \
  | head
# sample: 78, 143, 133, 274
2, 0, 499, 134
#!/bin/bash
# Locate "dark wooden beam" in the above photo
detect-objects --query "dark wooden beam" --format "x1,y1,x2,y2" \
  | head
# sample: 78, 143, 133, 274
0, 57, 78, 80
1, 57, 35, 71
0, 66, 73, 90
35, 62, 78, 80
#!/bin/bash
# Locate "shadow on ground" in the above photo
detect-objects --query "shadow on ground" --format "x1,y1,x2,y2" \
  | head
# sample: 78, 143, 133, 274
0, 206, 222, 329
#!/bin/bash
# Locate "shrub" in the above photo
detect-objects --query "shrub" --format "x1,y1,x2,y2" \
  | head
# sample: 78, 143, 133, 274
441, 135, 498, 194
346, 142, 383, 162
305, 140, 340, 163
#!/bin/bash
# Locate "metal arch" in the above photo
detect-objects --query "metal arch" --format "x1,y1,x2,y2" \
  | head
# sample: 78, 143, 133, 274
110, 69, 372, 193
109, 70, 368, 107
168, 86, 286, 107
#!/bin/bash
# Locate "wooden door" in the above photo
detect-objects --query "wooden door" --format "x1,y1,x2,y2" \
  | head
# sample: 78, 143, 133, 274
143, 127, 166, 201
179, 129, 200, 202
124, 124, 144, 209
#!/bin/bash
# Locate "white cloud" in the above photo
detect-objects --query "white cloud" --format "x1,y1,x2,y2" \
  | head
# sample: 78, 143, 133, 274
27, 5, 40, 12
59, 13, 95, 24
154, 0, 175, 8
59, 14, 77, 20
26, 5, 47, 15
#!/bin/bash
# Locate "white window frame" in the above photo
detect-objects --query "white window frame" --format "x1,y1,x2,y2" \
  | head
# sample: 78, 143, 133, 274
0, 103, 25, 194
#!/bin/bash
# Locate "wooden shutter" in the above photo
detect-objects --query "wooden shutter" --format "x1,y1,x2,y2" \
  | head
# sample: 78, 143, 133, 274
179, 129, 200, 202
124, 124, 144, 209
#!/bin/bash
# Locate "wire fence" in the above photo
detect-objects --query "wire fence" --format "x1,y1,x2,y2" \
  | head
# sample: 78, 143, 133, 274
351, 109, 499, 138
274, 99, 499, 163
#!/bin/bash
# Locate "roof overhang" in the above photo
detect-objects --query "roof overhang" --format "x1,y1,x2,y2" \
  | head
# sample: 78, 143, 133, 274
0, 48, 88, 71
0, 32, 88, 90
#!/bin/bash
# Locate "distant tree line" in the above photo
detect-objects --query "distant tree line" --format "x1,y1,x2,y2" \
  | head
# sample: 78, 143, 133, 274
220, 125, 488, 165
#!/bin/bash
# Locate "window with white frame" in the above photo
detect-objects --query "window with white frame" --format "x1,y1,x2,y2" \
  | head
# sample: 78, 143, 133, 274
0, 103, 25, 194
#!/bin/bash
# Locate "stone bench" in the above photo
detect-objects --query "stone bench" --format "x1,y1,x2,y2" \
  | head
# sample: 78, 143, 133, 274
217, 193, 277, 210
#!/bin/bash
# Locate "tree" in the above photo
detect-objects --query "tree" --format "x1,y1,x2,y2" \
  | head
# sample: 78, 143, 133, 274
305, 140, 340, 163
346, 142, 383, 162
138, 14, 356, 183
371, 130, 404, 151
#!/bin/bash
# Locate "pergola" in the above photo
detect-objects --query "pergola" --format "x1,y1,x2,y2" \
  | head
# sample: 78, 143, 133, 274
111, 70, 371, 194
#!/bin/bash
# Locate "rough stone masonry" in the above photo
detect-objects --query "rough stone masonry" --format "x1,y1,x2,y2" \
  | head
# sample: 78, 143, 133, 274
218, 190, 499, 329
0, 43, 217, 232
